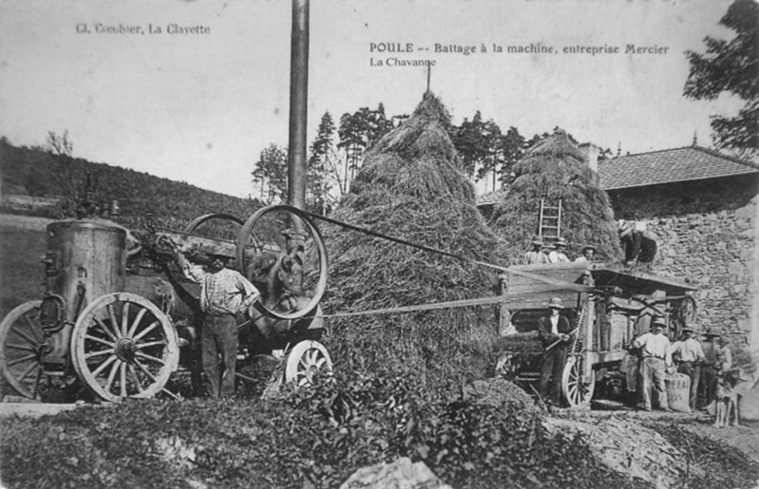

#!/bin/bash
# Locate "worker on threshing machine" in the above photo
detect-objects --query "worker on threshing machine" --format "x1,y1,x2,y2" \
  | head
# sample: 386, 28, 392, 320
537, 297, 572, 406
169, 241, 260, 398
547, 237, 570, 263
573, 245, 597, 263
524, 236, 549, 264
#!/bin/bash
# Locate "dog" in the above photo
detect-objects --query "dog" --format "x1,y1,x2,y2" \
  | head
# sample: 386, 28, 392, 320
714, 369, 743, 428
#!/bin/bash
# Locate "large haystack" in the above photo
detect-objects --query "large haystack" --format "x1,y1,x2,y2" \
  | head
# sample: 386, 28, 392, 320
321, 93, 508, 394
489, 129, 622, 262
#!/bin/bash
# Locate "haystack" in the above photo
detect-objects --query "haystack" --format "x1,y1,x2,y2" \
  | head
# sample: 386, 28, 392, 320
321, 93, 508, 394
489, 129, 622, 262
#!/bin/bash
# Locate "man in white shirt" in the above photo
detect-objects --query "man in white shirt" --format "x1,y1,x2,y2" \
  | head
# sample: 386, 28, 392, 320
671, 327, 705, 410
548, 237, 570, 263
632, 318, 672, 411
171, 244, 260, 398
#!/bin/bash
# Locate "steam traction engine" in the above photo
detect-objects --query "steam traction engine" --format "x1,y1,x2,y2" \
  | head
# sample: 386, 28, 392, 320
0, 204, 330, 402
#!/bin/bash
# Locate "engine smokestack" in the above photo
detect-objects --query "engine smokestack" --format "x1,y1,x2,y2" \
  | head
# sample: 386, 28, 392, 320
287, 0, 309, 210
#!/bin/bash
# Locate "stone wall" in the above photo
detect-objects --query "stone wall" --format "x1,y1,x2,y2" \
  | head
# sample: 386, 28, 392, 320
609, 175, 759, 372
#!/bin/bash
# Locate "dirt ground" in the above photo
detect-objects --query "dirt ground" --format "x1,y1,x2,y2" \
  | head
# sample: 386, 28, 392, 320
545, 407, 759, 489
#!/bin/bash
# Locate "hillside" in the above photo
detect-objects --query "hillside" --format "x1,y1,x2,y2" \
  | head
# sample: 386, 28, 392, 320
0, 139, 261, 229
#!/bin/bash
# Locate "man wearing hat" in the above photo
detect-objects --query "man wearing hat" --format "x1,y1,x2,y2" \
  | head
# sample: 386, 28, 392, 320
632, 318, 672, 411
700, 329, 721, 409
671, 327, 706, 410
537, 297, 573, 406
574, 245, 596, 263
171, 243, 260, 398
525, 236, 549, 265
548, 237, 570, 264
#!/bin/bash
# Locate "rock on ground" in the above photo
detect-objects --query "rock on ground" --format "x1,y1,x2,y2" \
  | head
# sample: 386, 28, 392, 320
340, 457, 453, 489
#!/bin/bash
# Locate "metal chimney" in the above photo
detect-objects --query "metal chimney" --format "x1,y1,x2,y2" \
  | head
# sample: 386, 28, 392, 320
287, 0, 309, 210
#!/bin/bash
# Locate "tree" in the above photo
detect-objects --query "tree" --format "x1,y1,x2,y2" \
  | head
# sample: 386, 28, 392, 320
252, 144, 288, 204
45, 130, 73, 156
684, 0, 758, 158
307, 112, 336, 214
497, 126, 527, 188
451, 111, 489, 178
452, 111, 516, 189
337, 103, 395, 185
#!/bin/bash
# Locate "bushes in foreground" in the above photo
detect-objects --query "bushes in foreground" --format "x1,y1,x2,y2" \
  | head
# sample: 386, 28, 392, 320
0, 372, 651, 489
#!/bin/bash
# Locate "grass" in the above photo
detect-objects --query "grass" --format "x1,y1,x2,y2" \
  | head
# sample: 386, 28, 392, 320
0, 217, 48, 318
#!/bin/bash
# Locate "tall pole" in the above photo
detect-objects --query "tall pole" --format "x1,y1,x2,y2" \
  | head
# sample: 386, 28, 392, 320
285, 0, 309, 294
288, 0, 309, 210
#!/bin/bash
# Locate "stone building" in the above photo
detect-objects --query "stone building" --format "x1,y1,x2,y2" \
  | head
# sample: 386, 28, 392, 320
598, 146, 758, 346
599, 145, 759, 418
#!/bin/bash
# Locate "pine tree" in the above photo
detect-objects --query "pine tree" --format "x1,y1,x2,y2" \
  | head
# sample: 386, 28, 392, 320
307, 112, 336, 214
684, 0, 758, 158
252, 144, 288, 204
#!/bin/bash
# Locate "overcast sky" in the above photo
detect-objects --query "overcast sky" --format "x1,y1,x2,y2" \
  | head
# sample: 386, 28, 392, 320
0, 0, 741, 198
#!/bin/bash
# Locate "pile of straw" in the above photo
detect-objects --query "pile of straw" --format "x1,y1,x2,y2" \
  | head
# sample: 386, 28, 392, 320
489, 129, 622, 263
321, 93, 508, 394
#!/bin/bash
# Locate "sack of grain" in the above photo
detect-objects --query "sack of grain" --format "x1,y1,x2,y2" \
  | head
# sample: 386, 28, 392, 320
665, 373, 690, 412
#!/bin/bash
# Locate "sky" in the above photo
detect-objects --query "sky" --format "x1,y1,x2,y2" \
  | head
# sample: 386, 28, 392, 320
0, 0, 743, 198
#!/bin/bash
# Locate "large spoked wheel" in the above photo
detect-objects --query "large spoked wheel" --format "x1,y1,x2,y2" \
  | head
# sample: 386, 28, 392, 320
284, 340, 332, 387
71, 293, 179, 402
184, 213, 245, 236
236, 205, 328, 320
562, 355, 595, 408
0, 301, 44, 399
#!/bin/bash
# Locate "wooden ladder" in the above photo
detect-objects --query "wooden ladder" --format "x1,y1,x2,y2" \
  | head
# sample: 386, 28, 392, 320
538, 198, 563, 240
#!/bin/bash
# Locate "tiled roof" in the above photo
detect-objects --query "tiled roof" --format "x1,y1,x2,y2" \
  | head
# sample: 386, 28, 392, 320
598, 146, 759, 190
475, 145, 759, 206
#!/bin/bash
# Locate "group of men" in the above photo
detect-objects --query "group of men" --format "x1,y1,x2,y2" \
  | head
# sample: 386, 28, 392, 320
632, 318, 733, 411
524, 236, 596, 265
535, 297, 735, 412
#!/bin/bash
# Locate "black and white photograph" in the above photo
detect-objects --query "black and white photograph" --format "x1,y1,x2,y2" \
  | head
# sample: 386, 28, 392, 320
0, 0, 757, 487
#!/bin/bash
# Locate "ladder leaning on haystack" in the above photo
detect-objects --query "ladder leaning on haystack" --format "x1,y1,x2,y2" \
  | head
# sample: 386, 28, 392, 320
538, 198, 563, 243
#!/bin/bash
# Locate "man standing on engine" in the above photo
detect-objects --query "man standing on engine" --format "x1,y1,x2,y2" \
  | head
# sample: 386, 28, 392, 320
170, 243, 259, 398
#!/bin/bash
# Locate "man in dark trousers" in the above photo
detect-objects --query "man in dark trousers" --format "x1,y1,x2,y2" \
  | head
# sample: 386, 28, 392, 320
537, 297, 573, 406
170, 243, 260, 398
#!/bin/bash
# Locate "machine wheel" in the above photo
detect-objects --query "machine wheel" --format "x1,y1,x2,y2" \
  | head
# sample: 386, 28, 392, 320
183, 213, 245, 236
0, 301, 44, 399
284, 340, 332, 387
561, 355, 595, 408
236, 205, 328, 321
71, 293, 179, 402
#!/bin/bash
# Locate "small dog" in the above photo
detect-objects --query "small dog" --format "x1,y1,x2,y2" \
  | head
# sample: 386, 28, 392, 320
714, 369, 743, 428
